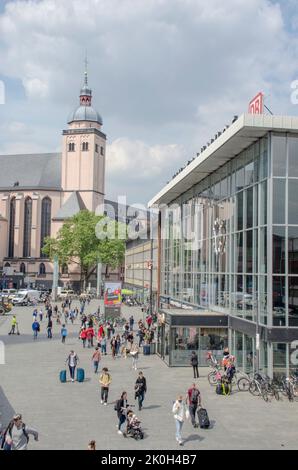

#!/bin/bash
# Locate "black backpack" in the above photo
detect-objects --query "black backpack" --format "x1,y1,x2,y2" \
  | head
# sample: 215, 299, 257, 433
114, 399, 121, 412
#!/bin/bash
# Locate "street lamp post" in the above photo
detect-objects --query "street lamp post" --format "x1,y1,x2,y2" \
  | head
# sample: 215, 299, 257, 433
149, 237, 153, 316
52, 255, 59, 302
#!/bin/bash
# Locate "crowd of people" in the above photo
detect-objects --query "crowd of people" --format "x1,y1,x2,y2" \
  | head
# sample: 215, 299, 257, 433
1, 294, 238, 450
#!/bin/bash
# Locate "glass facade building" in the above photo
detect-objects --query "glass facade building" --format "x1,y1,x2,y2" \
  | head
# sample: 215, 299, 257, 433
150, 115, 298, 376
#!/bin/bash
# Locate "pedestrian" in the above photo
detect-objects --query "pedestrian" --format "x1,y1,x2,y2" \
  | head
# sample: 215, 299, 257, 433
54, 305, 58, 316
86, 326, 95, 348
47, 318, 53, 339
101, 334, 107, 355
110, 336, 117, 359
172, 395, 189, 446
66, 350, 79, 383
130, 344, 139, 371
115, 334, 121, 357
135, 371, 147, 411
80, 327, 87, 348
32, 309, 38, 321
99, 367, 112, 405
92, 347, 101, 374
186, 383, 201, 428
137, 328, 144, 348
87, 440, 96, 450
8, 315, 17, 335
115, 391, 129, 435
1, 414, 38, 450
190, 351, 199, 378
32, 319, 40, 340
129, 315, 134, 332
61, 324, 68, 344
39, 309, 43, 322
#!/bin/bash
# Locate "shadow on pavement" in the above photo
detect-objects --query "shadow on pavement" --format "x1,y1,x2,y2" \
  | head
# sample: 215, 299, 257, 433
0, 386, 15, 431
183, 434, 205, 444
143, 405, 161, 410
0, 333, 81, 346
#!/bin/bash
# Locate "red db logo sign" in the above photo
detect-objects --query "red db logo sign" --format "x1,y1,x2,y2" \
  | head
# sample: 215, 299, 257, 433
248, 92, 264, 114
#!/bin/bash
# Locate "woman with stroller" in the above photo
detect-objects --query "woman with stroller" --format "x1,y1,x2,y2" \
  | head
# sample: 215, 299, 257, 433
115, 391, 129, 435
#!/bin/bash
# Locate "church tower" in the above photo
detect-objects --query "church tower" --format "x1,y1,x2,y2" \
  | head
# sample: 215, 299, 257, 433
61, 63, 106, 213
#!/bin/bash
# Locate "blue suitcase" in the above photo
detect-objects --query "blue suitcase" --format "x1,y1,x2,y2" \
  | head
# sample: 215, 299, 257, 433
60, 370, 67, 383
77, 368, 85, 382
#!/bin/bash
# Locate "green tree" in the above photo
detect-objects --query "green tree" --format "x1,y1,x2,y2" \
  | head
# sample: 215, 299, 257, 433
42, 210, 126, 290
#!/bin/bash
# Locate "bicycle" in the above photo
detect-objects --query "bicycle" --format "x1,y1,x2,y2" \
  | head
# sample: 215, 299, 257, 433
248, 375, 269, 402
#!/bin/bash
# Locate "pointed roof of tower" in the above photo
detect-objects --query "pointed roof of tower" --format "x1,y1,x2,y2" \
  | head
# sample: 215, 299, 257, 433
53, 191, 87, 220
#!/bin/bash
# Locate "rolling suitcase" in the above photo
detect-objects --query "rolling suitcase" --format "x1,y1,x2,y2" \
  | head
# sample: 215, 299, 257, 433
60, 370, 67, 383
197, 407, 210, 429
76, 368, 85, 383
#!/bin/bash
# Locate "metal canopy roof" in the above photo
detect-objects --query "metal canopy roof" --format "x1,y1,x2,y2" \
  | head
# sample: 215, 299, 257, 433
148, 113, 298, 207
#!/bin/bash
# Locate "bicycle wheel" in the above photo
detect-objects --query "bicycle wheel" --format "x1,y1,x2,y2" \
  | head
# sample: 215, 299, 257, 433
249, 380, 260, 396
237, 377, 250, 392
261, 385, 269, 402
208, 371, 218, 386
274, 388, 280, 401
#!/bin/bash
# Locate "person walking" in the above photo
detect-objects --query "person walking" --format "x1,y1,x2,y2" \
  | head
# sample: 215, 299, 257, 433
135, 371, 147, 410
186, 383, 202, 428
1, 414, 38, 450
115, 391, 129, 435
66, 350, 79, 383
130, 344, 139, 371
39, 309, 43, 322
101, 334, 107, 355
8, 316, 17, 335
115, 334, 121, 357
172, 395, 189, 446
86, 326, 95, 348
110, 337, 116, 360
61, 324, 68, 344
190, 351, 199, 378
129, 315, 134, 332
92, 347, 101, 374
47, 318, 53, 339
79, 327, 87, 348
32, 319, 40, 340
99, 367, 112, 405
87, 440, 96, 450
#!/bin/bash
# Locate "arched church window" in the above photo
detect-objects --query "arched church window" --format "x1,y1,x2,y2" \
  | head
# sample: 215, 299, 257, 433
82, 142, 89, 151
40, 197, 52, 258
39, 263, 46, 276
8, 197, 16, 258
23, 197, 32, 258
100, 146, 104, 156
68, 143, 75, 152
20, 263, 26, 274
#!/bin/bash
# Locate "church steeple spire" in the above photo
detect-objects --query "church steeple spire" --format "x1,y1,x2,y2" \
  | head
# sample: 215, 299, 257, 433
80, 54, 92, 106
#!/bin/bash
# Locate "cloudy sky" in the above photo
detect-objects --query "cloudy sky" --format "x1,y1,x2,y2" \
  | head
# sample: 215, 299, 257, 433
0, 0, 298, 204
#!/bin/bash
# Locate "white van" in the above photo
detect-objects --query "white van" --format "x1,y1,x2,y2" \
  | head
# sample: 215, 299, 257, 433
12, 290, 41, 306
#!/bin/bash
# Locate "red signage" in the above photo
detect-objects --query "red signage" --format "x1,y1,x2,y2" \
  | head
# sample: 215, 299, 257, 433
248, 92, 264, 114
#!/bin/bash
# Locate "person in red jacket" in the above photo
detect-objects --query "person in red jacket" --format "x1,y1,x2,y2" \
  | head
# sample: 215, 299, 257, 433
86, 326, 95, 348
80, 327, 87, 348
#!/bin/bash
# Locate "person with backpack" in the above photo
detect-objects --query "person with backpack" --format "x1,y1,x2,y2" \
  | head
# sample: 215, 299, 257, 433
172, 395, 189, 446
186, 383, 202, 428
190, 351, 199, 378
92, 347, 101, 374
100, 333, 107, 355
61, 324, 68, 344
1, 414, 38, 450
135, 371, 147, 411
115, 391, 129, 435
66, 350, 79, 383
99, 367, 112, 405
32, 319, 40, 340
79, 327, 87, 348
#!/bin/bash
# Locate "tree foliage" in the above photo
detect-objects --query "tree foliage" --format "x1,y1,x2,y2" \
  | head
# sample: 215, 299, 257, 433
42, 210, 126, 284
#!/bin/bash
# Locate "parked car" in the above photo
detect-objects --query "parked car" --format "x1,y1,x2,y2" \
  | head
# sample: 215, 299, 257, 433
12, 290, 41, 306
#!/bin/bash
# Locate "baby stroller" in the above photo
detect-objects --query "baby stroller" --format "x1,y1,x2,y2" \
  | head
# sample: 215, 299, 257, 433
125, 412, 144, 440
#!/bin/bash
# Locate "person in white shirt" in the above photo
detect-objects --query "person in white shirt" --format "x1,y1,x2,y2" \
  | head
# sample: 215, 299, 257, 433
172, 395, 189, 445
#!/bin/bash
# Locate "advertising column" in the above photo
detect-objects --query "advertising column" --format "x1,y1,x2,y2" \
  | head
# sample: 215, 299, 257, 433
104, 282, 122, 320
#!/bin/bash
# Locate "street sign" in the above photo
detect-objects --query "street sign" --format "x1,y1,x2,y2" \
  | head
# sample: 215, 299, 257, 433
248, 92, 264, 114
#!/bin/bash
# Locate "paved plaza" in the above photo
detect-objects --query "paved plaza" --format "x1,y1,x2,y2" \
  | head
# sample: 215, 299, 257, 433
0, 300, 297, 450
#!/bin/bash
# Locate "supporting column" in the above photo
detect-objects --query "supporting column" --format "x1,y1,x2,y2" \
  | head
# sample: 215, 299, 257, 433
96, 262, 102, 298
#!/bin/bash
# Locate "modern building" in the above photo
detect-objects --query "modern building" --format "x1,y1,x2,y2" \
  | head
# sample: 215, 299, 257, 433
149, 113, 298, 377
0, 68, 121, 291
125, 223, 158, 307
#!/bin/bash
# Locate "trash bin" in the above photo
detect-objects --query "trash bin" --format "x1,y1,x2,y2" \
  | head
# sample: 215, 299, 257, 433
143, 344, 150, 355
150, 342, 156, 355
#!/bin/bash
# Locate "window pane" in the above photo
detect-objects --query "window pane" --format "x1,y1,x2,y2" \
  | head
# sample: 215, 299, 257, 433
246, 187, 253, 229
272, 226, 285, 274
246, 230, 253, 273
288, 277, 298, 326
288, 227, 298, 274
273, 276, 286, 326
237, 192, 243, 231
237, 232, 243, 273
259, 181, 267, 226
272, 135, 286, 177
288, 137, 298, 178
288, 179, 298, 224
273, 179, 285, 224
259, 227, 267, 273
